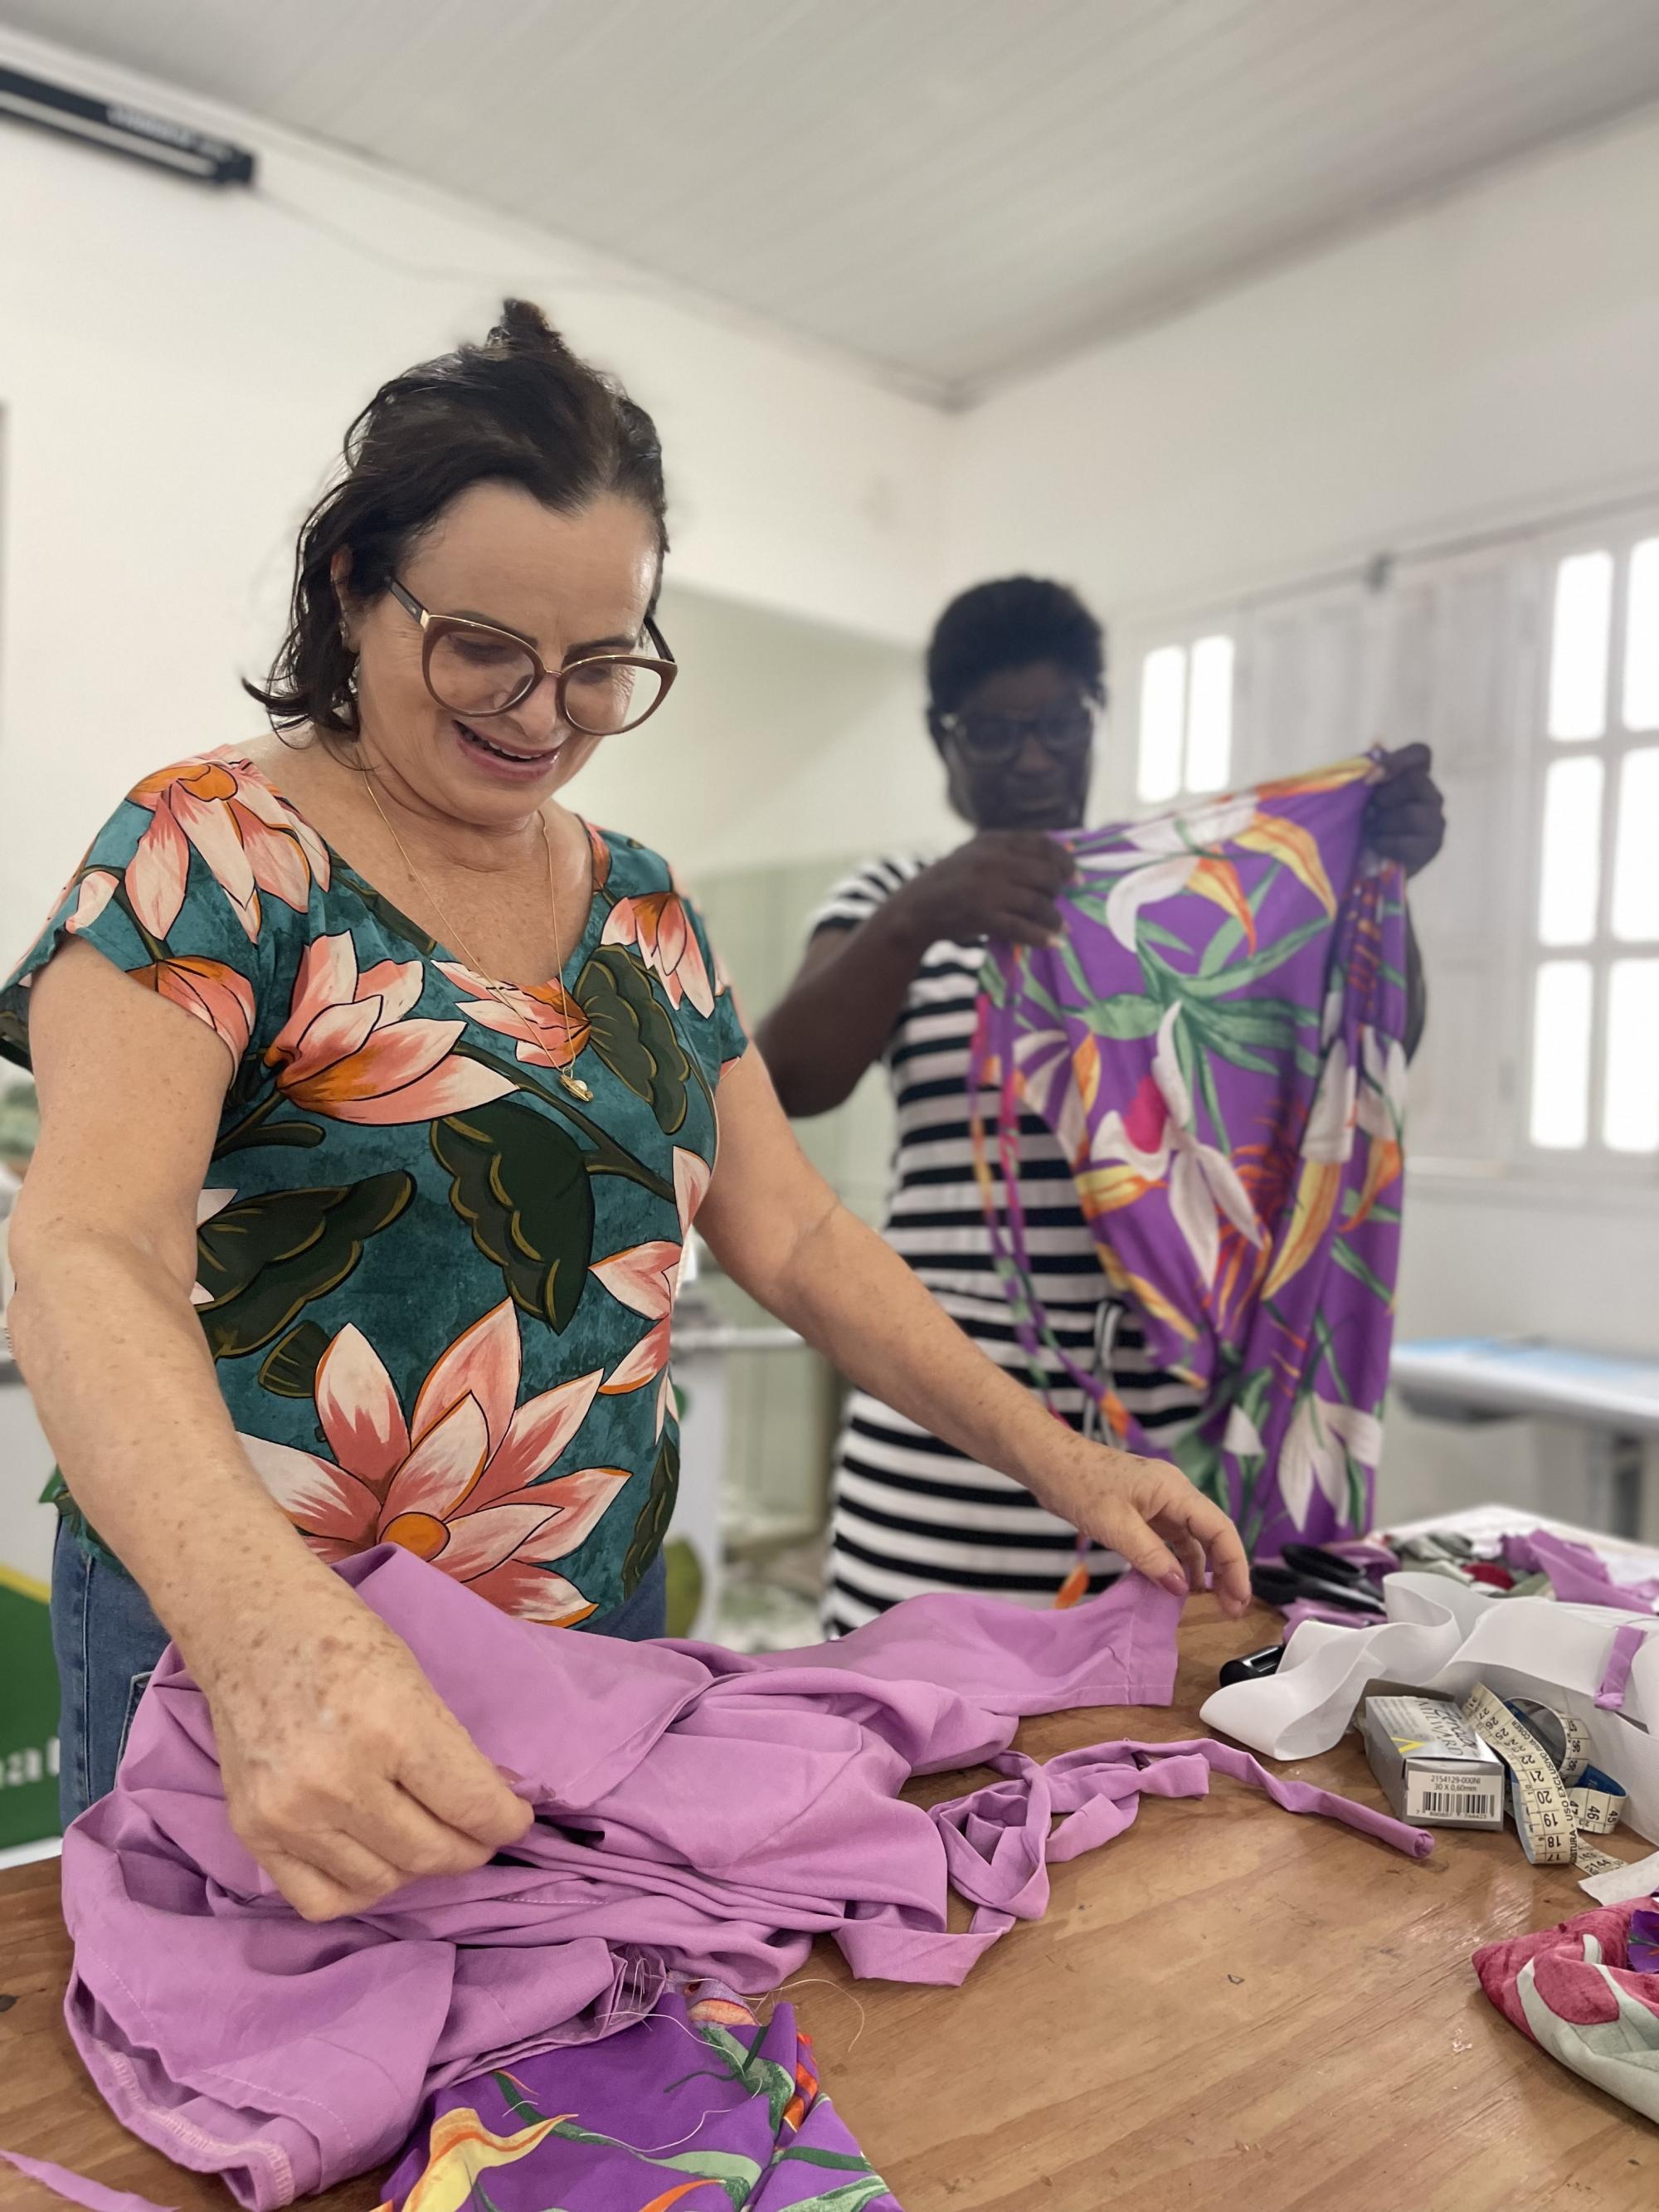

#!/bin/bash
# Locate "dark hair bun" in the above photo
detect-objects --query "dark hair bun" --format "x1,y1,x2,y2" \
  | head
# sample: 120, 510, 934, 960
246, 301, 668, 738
486, 298, 577, 363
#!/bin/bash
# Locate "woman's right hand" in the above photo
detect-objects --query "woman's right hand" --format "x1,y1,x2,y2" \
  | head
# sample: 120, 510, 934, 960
190, 1571, 533, 1922
898, 831, 1078, 948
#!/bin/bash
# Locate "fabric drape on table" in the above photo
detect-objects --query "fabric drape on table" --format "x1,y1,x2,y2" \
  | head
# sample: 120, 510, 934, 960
382, 1992, 900, 2212
970, 758, 1408, 1557
54, 1547, 1429, 2206
1474, 1899, 1659, 2124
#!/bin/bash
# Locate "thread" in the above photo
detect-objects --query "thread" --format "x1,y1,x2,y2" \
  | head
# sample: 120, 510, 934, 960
776, 1974, 869, 2053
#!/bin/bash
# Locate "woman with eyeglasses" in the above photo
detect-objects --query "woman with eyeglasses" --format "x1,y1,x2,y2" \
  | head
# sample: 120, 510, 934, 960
757, 578, 1444, 1635
1, 310, 1251, 1922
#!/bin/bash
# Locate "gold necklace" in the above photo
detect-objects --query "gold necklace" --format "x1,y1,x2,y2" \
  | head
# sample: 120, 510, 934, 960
359, 767, 595, 1102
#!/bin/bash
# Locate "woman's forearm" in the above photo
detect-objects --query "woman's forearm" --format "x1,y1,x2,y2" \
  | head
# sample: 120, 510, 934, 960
761, 1195, 1120, 1511
9, 1228, 335, 1666
755, 902, 928, 1118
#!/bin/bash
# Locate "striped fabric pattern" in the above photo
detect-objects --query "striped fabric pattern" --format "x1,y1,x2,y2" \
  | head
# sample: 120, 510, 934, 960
815, 855, 1201, 1635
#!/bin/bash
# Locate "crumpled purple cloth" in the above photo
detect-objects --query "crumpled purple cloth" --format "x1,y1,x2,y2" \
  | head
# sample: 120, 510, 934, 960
0, 2154, 175, 2212
56, 1547, 1428, 2208
1503, 1529, 1659, 1613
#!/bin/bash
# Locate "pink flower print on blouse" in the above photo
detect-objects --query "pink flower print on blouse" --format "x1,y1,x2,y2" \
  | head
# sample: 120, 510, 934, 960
591, 1148, 712, 1435
124, 755, 330, 942
242, 1303, 625, 1622
601, 893, 715, 1018
267, 933, 514, 1125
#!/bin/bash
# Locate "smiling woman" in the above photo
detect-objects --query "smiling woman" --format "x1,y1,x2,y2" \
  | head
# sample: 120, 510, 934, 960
0, 301, 1247, 1928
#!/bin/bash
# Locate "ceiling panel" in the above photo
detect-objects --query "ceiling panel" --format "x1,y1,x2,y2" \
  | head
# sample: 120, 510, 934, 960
4, 0, 1659, 397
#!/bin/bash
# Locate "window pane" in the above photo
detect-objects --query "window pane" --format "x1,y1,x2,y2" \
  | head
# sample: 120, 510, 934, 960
1623, 538, 1659, 731
1530, 960, 1593, 1148
1612, 748, 1659, 942
1184, 635, 1233, 793
1137, 646, 1186, 804
1547, 550, 1613, 740
1604, 959, 1659, 1152
1536, 755, 1603, 946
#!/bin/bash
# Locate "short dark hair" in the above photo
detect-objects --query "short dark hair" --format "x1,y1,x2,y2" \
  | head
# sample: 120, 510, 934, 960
926, 576, 1107, 717
247, 300, 669, 735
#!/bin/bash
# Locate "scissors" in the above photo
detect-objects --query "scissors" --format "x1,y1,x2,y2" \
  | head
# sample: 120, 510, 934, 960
1250, 1542, 1388, 1617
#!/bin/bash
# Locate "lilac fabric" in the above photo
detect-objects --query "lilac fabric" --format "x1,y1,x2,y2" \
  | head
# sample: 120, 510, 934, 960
971, 761, 1408, 1559
1597, 1622, 1659, 1713
1502, 1529, 1659, 1614
0, 2154, 175, 2212
56, 1548, 1428, 2206
382, 1995, 900, 2212
1322, 1537, 1402, 1579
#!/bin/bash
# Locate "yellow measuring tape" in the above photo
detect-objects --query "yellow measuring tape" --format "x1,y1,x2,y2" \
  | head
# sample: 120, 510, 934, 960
1460, 1685, 1625, 1875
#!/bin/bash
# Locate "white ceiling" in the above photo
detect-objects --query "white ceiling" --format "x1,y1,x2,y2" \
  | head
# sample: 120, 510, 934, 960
7, 0, 1659, 400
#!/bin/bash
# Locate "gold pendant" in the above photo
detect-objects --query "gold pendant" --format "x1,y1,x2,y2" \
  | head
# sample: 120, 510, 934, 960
560, 1070, 595, 1102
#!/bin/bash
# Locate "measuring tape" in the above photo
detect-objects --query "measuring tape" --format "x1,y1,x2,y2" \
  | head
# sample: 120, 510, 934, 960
1460, 1685, 1627, 1875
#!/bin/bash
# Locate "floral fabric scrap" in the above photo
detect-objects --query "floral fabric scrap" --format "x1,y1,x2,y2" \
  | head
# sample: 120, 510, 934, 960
380, 1991, 899, 2212
970, 758, 1408, 1557
1474, 1898, 1659, 2124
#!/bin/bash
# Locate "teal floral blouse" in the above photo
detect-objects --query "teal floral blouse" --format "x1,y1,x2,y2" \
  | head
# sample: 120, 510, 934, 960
0, 751, 747, 1624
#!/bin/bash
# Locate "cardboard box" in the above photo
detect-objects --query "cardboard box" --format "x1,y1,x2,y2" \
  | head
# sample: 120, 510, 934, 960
1363, 1690, 1506, 1829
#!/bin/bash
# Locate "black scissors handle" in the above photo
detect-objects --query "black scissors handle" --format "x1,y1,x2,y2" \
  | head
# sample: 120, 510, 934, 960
1253, 1562, 1384, 1615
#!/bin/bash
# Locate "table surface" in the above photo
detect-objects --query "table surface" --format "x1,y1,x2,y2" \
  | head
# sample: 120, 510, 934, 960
4, 1597, 1658, 2212
1390, 1337, 1659, 1433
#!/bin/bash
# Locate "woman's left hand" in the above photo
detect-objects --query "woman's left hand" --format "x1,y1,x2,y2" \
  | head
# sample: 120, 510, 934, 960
1367, 743, 1446, 876
1040, 1443, 1254, 1618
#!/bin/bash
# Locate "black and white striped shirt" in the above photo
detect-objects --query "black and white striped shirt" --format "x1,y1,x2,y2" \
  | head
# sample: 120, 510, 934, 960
816, 855, 1202, 1635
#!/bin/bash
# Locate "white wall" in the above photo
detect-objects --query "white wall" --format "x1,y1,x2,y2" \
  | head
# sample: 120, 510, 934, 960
948, 106, 1659, 1532
580, 583, 951, 876
949, 107, 1659, 624
0, 25, 948, 960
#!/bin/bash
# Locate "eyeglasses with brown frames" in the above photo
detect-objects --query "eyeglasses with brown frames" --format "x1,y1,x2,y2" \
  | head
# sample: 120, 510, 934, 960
387, 578, 678, 736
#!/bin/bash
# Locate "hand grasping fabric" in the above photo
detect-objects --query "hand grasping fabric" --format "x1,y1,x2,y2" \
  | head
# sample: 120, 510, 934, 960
1035, 1438, 1255, 1616
1366, 743, 1446, 876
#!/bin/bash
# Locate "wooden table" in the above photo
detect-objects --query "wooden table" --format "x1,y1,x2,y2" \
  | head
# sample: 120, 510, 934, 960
3, 1596, 1657, 2211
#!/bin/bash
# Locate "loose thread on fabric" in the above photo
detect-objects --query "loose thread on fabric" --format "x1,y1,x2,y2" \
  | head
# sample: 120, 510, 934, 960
776, 1976, 870, 2054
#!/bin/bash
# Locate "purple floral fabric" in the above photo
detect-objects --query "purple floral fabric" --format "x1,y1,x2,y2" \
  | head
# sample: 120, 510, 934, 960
971, 759, 1408, 1557
382, 1993, 899, 2212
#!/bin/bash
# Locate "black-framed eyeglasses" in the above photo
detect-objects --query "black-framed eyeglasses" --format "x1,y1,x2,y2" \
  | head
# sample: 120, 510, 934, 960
935, 703, 1096, 765
388, 579, 678, 735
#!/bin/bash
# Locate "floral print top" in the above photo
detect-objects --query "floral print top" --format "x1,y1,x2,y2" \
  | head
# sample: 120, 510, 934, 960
0, 752, 747, 1624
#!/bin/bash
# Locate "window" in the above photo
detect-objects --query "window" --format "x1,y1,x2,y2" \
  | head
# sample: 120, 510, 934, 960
1528, 537, 1659, 1157
1136, 634, 1234, 803
1123, 510, 1658, 1187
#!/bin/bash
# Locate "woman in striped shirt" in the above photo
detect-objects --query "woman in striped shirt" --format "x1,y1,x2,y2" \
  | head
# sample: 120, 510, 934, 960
757, 578, 1443, 1634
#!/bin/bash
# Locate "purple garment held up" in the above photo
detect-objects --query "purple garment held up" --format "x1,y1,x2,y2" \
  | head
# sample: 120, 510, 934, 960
56, 1548, 1428, 2207
971, 759, 1407, 1560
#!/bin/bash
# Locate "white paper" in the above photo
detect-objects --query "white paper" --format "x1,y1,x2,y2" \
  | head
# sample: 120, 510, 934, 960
1580, 1850, 1659, 1906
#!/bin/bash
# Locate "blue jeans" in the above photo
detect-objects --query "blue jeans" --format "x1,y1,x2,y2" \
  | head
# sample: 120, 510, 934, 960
50, 1526, 669, 1827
